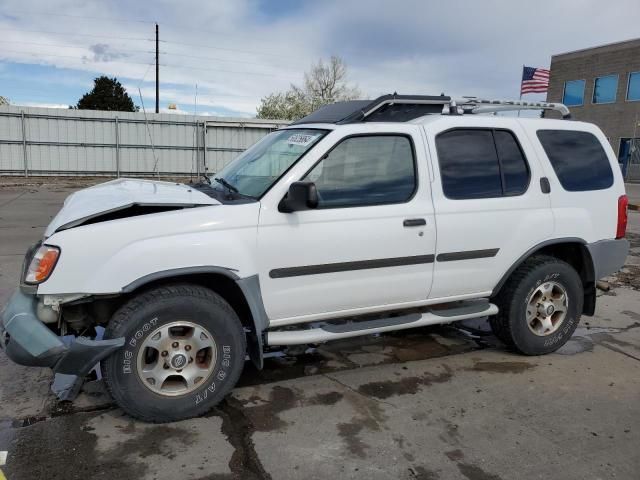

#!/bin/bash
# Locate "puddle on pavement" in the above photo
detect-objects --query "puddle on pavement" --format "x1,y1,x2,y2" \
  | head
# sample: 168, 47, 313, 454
237, 322, 490, 388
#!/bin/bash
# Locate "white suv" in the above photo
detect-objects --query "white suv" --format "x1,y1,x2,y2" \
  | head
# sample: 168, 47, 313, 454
0, 95, 629, 422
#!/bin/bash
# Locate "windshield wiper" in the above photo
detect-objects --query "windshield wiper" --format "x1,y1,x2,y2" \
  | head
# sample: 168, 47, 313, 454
214, 177, 239, 194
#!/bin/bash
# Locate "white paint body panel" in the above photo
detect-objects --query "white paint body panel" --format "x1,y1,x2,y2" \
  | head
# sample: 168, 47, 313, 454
39, 203, 259, 294
44, 178, 220, 237
257, 124, 436, 321
423, 116, 554, 298
34, 115, 626, 329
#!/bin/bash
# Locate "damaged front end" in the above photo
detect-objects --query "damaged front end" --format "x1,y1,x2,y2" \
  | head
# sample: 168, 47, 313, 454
0, 290, 124, 399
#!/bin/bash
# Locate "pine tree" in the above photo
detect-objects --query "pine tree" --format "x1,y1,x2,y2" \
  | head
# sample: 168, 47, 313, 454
76, 76, 137, 112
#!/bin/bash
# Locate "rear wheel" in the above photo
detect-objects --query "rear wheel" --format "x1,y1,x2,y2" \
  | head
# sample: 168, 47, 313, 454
490, 255, 583, 355
102, 284, 246, 422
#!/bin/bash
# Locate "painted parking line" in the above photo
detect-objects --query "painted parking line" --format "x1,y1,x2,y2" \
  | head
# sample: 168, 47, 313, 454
0, 451, 6, 480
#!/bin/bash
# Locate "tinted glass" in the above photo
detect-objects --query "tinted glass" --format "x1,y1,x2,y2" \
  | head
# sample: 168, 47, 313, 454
593, 75, 618, 103
563, 80, 585, 106
303, 135, 415, 207
436, 130, 502, 199
537, 130, 614, 191
627, 72, 640, 101
494, 130, 529, 195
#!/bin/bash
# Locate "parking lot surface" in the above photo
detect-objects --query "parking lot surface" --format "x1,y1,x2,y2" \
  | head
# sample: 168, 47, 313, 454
1, 179, 639, 480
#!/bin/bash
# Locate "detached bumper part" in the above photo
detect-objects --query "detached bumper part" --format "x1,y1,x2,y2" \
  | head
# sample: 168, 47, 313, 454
0, 290, 124, 378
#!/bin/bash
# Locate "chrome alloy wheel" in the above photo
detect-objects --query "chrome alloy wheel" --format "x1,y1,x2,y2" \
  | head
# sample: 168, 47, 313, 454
136, 321, 217, 396
525, 281, 569, 337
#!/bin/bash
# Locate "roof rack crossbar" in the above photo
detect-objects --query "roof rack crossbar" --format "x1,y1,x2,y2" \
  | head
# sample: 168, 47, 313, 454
448, 97, 572, 119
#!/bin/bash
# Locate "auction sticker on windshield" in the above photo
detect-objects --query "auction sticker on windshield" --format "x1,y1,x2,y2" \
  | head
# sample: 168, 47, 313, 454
287, 133, 320, 146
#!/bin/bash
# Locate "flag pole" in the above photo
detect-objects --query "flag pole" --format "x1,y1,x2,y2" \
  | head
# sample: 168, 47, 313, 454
518, 64, 524, 117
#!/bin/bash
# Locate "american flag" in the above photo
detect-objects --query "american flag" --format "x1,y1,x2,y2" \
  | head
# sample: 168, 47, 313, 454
521, 66, 550, 94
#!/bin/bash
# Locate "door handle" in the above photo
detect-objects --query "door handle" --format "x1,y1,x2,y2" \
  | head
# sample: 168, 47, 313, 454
540, 177, 551, 194
403, 218, 426, 227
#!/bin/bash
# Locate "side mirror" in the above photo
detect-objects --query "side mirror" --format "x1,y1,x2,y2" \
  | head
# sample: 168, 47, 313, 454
278, 181, 319, 213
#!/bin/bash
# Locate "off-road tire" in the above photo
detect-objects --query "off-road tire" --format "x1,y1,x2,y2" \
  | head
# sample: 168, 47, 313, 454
102, 283, 246, 422
490, 255, 583, 355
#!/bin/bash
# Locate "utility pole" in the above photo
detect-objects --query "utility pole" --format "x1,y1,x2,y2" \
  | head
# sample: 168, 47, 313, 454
155, 22, 159, 113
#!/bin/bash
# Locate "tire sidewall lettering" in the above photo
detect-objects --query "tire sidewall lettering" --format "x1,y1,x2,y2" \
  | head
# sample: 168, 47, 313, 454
122, 317, 158, 375
195, 345, 232, 405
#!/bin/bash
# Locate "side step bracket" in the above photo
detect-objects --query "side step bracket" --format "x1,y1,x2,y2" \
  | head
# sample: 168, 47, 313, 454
266, 300, 498, 346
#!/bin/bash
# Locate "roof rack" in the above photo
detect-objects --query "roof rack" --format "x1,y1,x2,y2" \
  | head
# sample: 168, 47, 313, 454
291, 93, 571, 125
448, 97, 571, 119
291, 94, 451, 125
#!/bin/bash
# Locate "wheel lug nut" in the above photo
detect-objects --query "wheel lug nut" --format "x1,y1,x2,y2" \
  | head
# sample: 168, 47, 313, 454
161, 351, 168, 357
185, 345, 192, 351
172, 342, 179, 348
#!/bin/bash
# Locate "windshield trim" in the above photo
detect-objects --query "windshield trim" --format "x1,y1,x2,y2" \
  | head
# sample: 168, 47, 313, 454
255, 128, 330, 200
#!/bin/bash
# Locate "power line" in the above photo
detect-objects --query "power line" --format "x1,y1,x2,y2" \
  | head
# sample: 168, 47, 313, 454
0, 49, 155, 66
5, 10, 154, 24
2, 28, 303, 61
161, 61, 298, 79
1, 48, 298, 79
1, 28, 152, 43
1, 39, 291, 70
159, 39, 300, 60
162, 50, 290, 68
0, 39, 154, 55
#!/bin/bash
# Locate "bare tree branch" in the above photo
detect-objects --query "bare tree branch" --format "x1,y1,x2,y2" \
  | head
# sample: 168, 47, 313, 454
257, 56, 361, 120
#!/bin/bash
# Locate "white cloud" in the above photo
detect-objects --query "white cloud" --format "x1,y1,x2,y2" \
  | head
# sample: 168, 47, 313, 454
1, 0, 639, 116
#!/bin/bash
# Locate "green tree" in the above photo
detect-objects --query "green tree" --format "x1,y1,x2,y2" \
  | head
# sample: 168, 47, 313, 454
0, 96, 8, 106
76, 76, 137, 111
257, 56, 360, 121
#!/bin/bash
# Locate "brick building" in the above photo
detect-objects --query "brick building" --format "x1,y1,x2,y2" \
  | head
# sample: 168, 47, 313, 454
546, 38, 640, 180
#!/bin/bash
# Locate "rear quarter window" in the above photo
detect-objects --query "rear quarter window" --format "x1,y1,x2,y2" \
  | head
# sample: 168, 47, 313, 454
536, 130, 613, 191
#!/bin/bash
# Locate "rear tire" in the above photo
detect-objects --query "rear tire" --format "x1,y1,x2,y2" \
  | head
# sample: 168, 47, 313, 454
102, 283, 246, 423
490, 255, 582, 355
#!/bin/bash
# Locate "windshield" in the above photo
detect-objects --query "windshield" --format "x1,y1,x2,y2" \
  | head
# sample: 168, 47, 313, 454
211, 128, 328, 198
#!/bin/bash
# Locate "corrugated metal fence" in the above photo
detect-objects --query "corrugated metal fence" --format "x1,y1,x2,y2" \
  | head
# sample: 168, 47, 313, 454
0, 106, 289, 176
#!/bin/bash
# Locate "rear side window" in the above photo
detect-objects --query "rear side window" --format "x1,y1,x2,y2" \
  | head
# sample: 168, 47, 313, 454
536, 130, 613, 191
436, 129, 529, 199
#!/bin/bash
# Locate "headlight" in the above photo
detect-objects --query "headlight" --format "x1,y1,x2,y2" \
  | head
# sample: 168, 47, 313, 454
25, 245, 60, 284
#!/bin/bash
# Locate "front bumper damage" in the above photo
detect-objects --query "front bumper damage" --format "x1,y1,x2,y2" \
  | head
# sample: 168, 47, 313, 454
0, 290, 124, 399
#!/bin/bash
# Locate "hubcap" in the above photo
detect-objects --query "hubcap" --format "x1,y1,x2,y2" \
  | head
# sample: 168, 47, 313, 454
526, 281, 569, 337
136, 321, 217, 396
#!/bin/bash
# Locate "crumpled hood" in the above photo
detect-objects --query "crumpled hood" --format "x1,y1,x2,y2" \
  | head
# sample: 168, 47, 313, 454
44, 178, 220, 237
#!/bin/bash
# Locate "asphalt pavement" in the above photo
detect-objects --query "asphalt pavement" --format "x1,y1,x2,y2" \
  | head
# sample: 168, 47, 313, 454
0, 179, 639, 480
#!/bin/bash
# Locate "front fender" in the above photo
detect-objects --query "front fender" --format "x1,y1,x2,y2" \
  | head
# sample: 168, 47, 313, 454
37, 203, 260, 295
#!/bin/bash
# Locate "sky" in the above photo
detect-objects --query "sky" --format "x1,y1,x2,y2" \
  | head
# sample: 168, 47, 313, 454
1, 0, 639, 118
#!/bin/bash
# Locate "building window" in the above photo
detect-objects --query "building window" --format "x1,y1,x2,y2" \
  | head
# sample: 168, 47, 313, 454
592, 75, 618, 104
627, 72, 640, 101
562, 80, 585, 106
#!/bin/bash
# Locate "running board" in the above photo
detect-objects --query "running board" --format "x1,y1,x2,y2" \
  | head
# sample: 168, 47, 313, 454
266, 301, 498, 346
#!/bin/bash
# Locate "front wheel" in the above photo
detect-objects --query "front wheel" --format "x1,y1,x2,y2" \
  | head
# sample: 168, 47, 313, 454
102, 284, 246, 423
490, 255, 583, 355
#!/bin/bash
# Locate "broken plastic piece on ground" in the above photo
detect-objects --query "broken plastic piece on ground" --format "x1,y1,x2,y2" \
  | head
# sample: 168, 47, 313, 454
51, 373, 84, 401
